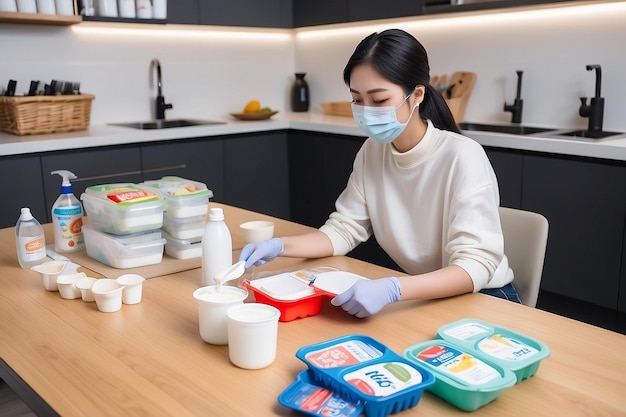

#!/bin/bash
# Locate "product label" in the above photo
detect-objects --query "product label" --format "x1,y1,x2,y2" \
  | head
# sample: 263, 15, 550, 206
478, 334, 538, 361
344, 362, 423, 397
53, 207, 84, 250
288, 384, 362, 416
106, 188, 158, 204
305, 340, 383, 368
416, 345, 499, 385
18, 236, 45, 261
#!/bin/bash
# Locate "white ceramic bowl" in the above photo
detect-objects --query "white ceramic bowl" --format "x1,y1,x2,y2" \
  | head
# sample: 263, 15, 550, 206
91, 278, 124, 312
239, 221, 274, 243
116, 274, 145, 304
56, 272, 86, 299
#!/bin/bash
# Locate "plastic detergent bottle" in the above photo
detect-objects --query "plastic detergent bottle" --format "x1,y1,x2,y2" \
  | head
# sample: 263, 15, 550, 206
15, 207, 47, 268
201, 207, 232, 286
51, 170, 84, 252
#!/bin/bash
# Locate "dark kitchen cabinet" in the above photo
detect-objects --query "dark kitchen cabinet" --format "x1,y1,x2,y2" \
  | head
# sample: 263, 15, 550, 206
347, 0, 423, 22
484, 148, 523, 208
424, 0, 577, 16
521, 154, 626, 310
40, 145, 144, 223
199, 0, 292, 28
141, 138, 225, 203
293, 0, 348, 27
223, 132, 290, 219
167, 0, 200, 24
0, 155, 47, 228
287, 130, 400, 271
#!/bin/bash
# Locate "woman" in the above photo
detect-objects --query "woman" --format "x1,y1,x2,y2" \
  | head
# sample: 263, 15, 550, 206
239, 29, 519, 317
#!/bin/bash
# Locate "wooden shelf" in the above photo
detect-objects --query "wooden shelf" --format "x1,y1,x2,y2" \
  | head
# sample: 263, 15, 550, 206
0, 11, 81, 26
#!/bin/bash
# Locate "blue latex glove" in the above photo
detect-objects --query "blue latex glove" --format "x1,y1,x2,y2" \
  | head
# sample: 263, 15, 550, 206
331, 277, 401, 318
239, 238, 284, 268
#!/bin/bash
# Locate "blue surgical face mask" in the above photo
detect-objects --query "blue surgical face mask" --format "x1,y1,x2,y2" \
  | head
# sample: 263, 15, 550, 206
351, 95, 418, 143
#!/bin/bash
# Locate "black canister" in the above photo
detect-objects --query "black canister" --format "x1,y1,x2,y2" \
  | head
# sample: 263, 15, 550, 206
290, 73, 310, 112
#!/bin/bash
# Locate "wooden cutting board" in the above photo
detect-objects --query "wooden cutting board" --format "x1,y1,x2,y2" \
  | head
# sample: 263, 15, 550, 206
430, 71, 476, 123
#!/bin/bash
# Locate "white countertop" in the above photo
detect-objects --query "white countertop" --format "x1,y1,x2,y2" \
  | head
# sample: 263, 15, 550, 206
2, 112, 626, 162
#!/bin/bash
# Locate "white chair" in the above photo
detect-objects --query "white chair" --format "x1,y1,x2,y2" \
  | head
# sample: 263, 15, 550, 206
499, 207, 549, 308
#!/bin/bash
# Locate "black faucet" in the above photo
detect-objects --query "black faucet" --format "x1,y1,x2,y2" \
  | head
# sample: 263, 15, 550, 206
151, 58, 173, 120
503, 70, 523, 124
579, 64, 604, 132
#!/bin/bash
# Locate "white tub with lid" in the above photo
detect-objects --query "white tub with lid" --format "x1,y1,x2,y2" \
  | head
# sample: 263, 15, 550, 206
83, 224, 166, 268
81, 183, 166, 235
161, 230, 202, 259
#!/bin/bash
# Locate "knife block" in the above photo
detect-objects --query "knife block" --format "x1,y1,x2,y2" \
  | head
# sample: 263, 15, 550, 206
430, 71, 476, 123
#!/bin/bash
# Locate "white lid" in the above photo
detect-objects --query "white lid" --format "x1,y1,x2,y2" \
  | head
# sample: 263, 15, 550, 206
209, 207, 224, 221
20, 207, 33, 220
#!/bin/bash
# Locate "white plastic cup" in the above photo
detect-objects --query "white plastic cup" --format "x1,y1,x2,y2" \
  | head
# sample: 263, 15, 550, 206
31, 260, 78, 292
75, 276, 97, 302
56, 272, 85, 299
0, 0, 18, 12
55, 0, 73, 15
16, 0, 36, 13
152, 0, 166, 19
193, 286, 248, 345
92, 278, 124, 313
36, 0, 55, 13
116, 274, 145, 304
227, 303, 280, 369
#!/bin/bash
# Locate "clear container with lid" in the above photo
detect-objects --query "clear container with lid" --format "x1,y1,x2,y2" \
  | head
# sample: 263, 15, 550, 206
139, 176, 212, 219
161, 213, 206, 240
162, 230, 202, 260
80, 183, 166, 235
83, 224, 166, 268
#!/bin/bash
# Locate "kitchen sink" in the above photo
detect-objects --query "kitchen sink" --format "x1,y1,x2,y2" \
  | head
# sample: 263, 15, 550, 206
550, 129, 625, 140
110, 119, 225, 130
458, 122, 555, 135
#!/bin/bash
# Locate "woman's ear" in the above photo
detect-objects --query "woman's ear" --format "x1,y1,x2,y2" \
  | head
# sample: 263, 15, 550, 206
412, 85, 426, 106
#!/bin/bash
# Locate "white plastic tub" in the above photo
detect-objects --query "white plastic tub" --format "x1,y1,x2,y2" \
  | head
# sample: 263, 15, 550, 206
161, 213, 206, 240
83, 224, 166, 268
81, 183, 166, 235
162, 230, 202, 260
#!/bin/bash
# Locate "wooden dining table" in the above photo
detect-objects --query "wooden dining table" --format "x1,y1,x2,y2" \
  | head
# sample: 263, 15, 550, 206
0, 203, 625, 417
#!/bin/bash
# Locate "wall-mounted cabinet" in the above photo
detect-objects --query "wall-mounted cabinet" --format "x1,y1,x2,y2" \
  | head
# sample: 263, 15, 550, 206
168, 0, 292, 27
293, 0, 422, 27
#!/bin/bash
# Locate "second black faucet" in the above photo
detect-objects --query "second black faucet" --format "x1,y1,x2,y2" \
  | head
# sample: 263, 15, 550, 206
151, 58, 173, 120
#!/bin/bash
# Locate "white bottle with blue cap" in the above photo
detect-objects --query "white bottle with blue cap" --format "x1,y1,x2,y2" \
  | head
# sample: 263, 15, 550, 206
51, 170, 84, 252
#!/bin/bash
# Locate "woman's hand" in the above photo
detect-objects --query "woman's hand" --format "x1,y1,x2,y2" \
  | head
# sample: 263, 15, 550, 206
238, 238, 284, 268
331, 277, 401, 318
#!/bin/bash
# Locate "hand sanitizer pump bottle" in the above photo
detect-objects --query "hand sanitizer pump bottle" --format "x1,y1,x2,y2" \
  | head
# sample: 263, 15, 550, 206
51, 170, 84, 252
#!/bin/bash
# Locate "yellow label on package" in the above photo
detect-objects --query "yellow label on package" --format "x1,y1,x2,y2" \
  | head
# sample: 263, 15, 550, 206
416, 345, 499, 385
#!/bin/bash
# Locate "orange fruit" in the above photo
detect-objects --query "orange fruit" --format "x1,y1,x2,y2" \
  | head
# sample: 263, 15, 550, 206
243, 100, 261, 113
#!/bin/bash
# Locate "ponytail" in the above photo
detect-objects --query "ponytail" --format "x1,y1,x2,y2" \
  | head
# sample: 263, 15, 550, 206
419, 84, 460, 134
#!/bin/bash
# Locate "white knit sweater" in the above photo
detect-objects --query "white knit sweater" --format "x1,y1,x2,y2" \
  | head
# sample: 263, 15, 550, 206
320, 120, 513, 291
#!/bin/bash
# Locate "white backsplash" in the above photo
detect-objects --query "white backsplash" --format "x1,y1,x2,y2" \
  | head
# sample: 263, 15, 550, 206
1, 2, 625, 131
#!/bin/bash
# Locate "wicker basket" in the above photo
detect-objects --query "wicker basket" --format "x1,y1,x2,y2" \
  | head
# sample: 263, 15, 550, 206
0, 94, 95, 135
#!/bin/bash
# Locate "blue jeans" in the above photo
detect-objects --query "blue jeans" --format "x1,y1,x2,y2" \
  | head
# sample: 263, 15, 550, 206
479, 283, 521, 303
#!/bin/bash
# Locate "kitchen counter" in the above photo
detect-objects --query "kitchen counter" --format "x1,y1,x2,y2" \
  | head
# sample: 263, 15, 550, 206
2, 112, 626, 161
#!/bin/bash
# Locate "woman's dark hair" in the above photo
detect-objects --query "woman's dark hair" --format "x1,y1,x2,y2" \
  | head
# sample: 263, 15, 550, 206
343, 29, 459, 134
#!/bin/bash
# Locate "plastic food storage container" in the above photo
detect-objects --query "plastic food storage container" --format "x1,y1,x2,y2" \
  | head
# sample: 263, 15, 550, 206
139, 176, 212, 219
278, 370, 364, 417
83, 224, 166, 268
161, 230, 202, 260
81, 183, 166, 235
161, 213, 206, 240
435, 318, 550, 383
242, 268, 366, 322
293, 334, 435, 417
403, 339, 517, 411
